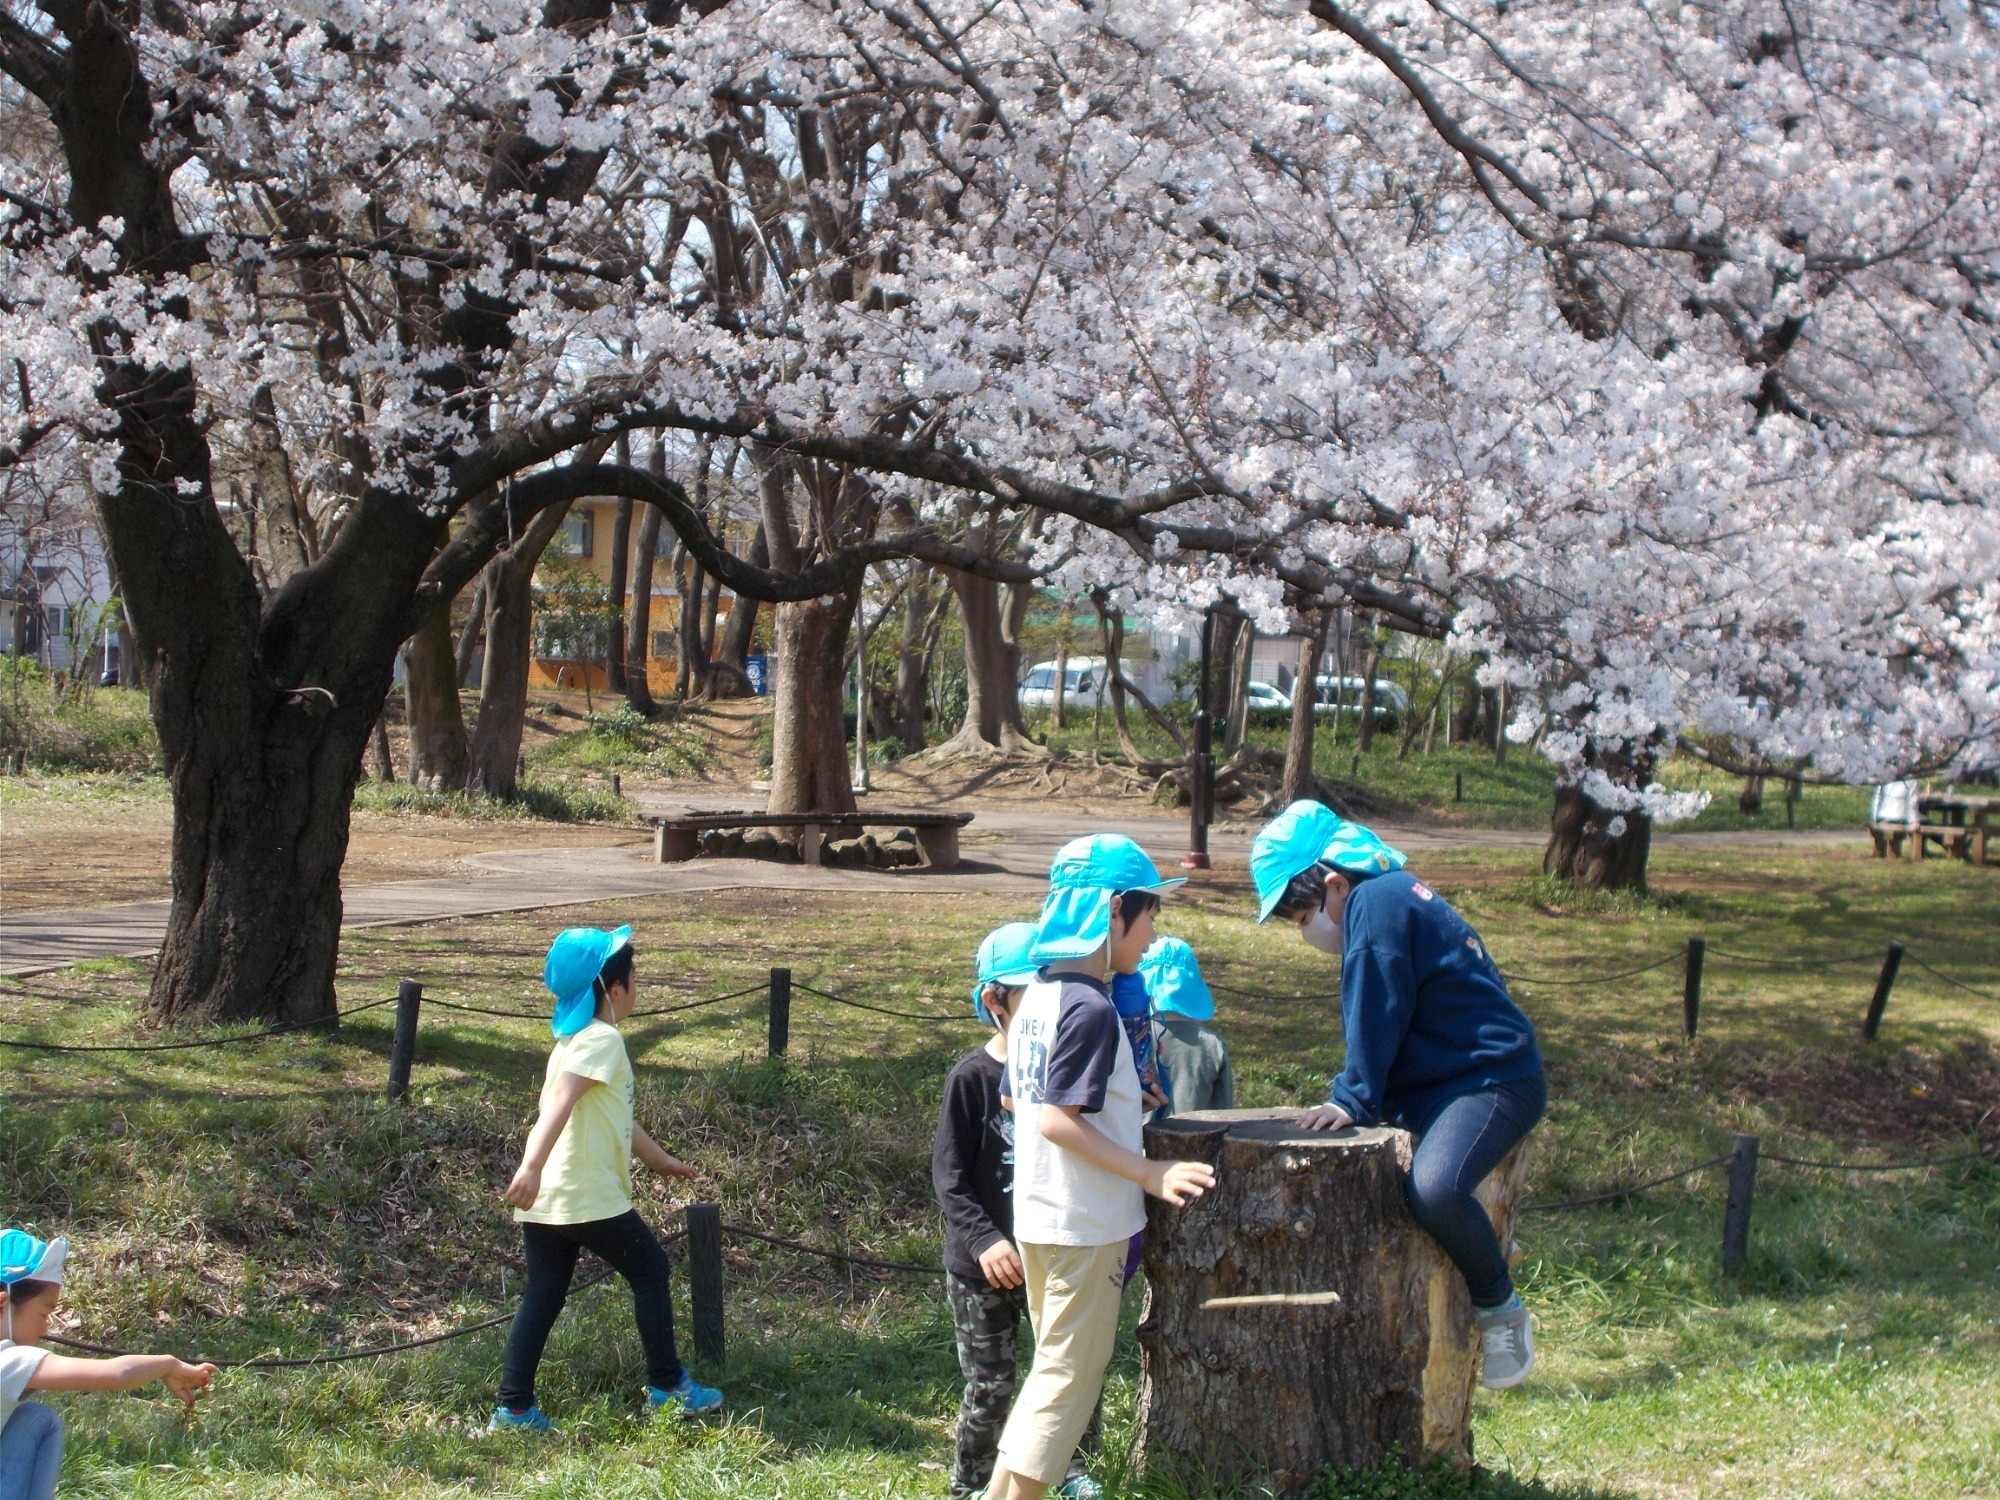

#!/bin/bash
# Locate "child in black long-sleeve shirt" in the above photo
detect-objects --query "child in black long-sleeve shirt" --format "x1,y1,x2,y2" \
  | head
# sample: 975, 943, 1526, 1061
933, 924, 1101, 1500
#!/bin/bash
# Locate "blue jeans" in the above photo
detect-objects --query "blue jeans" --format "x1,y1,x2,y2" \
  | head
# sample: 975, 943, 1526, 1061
1404, 1072, 1546, 1308
1, 1400, 64, 1500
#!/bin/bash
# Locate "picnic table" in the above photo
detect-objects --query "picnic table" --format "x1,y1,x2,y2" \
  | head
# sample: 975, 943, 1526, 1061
1917, 792, 1999, 866
647, 808, 974, 869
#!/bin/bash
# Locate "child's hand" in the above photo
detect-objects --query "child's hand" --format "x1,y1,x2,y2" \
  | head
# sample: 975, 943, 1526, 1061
977, 1239, 1025, 1290
1145, 1159, 1216, 1207
655, 1156, 702, 1182
1141, 1081, 1170, 1111
1294, 1104, 1354, 1132
164, 1361, 218, 1413
502, 1163, 542, 1210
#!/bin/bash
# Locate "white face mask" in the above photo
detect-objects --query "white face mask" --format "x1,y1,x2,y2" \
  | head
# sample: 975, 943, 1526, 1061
1300, 902, 1343, 955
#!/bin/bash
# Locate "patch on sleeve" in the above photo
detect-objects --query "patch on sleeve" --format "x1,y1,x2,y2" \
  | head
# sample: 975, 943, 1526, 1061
1413, 882, 1435, 900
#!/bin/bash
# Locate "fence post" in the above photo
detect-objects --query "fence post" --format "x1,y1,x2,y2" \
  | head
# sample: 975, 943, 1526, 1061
1682, 936, 1705, 1039
1350, 753, 1360, 779
768, 967, 791, 1058
386, 980, 422, 1102
687, 1202, 726, 1366
1454, 771, 1463, 802
1862, 941, 1905, 1041
1721, 1132, 1759, 1277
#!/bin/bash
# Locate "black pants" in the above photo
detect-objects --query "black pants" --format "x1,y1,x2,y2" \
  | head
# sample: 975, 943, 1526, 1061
498, 1210, 684, 1408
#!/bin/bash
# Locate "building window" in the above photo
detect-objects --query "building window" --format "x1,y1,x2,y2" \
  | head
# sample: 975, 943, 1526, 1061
561, 512, 594, 558
651, 630, 673, 659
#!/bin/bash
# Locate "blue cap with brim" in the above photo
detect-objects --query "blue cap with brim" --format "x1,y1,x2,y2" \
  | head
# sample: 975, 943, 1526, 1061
1251, 800, 1407, 923
1031, 834, 1185, 962
972, 921, 1043, 1024
544, 925, 633, 1038
1138, 936, 1213, 1021
0, 1229, 67, 1287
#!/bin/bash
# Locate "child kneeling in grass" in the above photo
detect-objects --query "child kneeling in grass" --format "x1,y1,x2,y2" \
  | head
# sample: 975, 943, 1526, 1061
986, 836, 1218, 1500
492, 926, 720, 1432
2, 1230, 216, 1500
934, 923, 1104, 1500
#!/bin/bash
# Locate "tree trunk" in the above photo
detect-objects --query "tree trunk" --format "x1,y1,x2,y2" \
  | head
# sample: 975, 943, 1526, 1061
1092, 597, 1188, 764
766, 591, 860, 816
1357, 632, 1382, 754
676, 552, 708, 700
1739, 767, 1766, 816
405, 600, 470, 789
896, 580, 945, 754
1281, 614, 1328, 803
930, 570, 1038, 758
712, 526, 767, 698
1450, 669, 1479, 746
1051, 628, 1069, 729
624, 502, 661, 716
468, 501, 571, 797
454, 575, 487, 688
1223, 618, 1254, 754
1491, 681, 1509, 768
606, 496, 633, 693
1138, 1110, 1530, 1495
369, 714, 396, 782
1543, 742, 1656, 892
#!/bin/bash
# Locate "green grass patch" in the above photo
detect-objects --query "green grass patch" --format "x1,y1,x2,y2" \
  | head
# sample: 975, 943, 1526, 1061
351, 776, 633, 823
2, 843, 1995, 1497
528, 704, 713, 779
0, 669, 158, 771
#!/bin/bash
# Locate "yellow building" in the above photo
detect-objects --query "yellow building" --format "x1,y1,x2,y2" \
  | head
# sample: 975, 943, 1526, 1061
527, 500, 746, 695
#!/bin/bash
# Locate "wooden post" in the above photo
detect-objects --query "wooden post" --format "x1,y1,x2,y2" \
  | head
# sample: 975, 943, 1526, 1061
1350, 753, 1359, 779
1862, 941, 1905, 1041
385, 980, 422, 1102
1721, 1132, 1760, 1277
1454, 771, 1463, 802
1682, 936, 1705, 1039
1137, 1109, 1530, 1493
611, 772, 622, 798
686, 1202, 726, 1366
768, 967, 791, 1058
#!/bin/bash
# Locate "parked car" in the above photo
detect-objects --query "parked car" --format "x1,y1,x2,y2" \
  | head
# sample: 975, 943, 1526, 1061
1245, 679, 1293, 721
1310, 676, 1410, 723
1019, 657, 1103, 708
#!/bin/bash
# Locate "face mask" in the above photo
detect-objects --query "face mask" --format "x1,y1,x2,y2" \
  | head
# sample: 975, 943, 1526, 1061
1300, 903, 1343, 955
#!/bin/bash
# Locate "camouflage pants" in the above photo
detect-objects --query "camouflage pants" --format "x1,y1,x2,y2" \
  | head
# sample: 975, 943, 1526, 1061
946, 1272, 1100, 1499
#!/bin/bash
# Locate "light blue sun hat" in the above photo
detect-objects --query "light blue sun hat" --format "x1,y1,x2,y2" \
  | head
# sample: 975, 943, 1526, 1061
1031, 834, 1185, 963
971, 921, 1043, 1023
1251, 800, 1407, 923
543, 925, 634, 1038
0, 1229, 67, 1287
1138, 937, 1214, 1022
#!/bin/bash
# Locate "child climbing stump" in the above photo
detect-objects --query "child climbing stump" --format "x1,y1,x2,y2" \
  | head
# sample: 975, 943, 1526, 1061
1136, 1108, 1529, 1496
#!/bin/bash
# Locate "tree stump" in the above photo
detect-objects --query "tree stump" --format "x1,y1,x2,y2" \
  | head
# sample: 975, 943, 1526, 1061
1137, 1108, 1530, 1495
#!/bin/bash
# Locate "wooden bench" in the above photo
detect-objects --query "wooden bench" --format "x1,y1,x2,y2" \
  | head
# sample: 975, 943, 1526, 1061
650, 809, 974, 869
1870, 823, 1973, 861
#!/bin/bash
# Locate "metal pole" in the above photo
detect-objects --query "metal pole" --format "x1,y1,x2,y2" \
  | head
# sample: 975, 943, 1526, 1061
1721, 1133, 1760, 1276
768, 966, 791, 1058
687, 1202, 726, 1366
1862, 941, 1905, 1041
386, 979, 422, 1102
1182, 607, 1215, 870
1682, 937, 1705, 1039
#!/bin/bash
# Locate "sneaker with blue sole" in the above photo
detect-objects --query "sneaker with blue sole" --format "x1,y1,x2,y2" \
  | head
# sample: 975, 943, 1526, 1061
486, 1403, 553, 1434
1058, 1477, 1105, 1500
647, 1372, 723, 1418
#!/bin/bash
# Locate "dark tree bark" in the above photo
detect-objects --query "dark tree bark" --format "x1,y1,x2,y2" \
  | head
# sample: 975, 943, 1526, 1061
1222, 616, 1254, 754
1281, 612, 1328, 803
1491, 681, 1509, 767
766, 591, 860, 815
468, 502, 571, 797
711, 525, 767, 697
454, 576, 487, 688
405, 600, 470, 788
1138, 1110, 1529, 1495
1544, 740, 1657, 892
369, 714, 396, 782
931, 570, 1037, 757
675, 551, 708, 700
895, 576, 947, 754
606, 496, 633, 693
1357, 627, 1383, 754
1091, 596, 1188, 765
624, 491, 662, 716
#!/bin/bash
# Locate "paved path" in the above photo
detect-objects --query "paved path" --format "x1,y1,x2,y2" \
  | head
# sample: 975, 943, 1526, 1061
0, 801, 1858, 977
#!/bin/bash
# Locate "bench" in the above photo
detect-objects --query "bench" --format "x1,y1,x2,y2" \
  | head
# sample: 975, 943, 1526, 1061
650, 809, 974, 869
1869, 823, 1973, 861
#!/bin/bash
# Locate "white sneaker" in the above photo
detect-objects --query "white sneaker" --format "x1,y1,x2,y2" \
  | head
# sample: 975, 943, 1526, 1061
1476, 1294, 1534, 1389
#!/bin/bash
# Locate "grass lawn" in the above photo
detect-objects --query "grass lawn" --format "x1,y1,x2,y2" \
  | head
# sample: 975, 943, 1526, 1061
1, 844, 1995, 1498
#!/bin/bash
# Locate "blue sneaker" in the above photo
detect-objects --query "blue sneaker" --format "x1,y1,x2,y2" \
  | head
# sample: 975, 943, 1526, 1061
1058, 1478, 1105, 1500
647, 1372, 723, 1418
486, 1403, 552, 1434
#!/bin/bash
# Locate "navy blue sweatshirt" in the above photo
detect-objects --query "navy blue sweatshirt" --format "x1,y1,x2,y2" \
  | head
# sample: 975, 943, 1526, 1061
1327, 870, 1542, 1131
932, 1045, 1014, 1282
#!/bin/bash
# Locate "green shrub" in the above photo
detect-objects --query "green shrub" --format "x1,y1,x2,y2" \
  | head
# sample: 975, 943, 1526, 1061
351, 776, 631, 823
529, 702, 711, 777
0, 661, 158, 770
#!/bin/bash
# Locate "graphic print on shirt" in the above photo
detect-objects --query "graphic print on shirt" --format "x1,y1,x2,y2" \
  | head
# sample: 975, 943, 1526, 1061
990, 1109, 1015, 1196
1010, 1012, 1052, 1104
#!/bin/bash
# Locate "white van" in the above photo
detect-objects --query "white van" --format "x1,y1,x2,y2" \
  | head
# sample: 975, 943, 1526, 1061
1311, 676, 1411, 721
1019, 658, 1104, 708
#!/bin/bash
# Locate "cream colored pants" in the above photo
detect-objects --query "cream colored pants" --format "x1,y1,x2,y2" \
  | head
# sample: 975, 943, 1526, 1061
992, 1239, 1128, 1486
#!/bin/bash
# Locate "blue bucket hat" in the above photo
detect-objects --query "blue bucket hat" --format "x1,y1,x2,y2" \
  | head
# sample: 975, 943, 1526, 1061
1251, 800, 1407, 923
543, 925, 634, 1038
1138, 937, 1213, 1022
0, 1229, 67, 1287
1031, 834, 1185, 962
972, 921, 1043, 1024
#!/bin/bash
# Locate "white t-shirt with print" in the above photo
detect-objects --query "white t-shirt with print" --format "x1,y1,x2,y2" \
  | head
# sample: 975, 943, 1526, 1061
1005, 974, 1146, 1247
0, 1338, 49, 1432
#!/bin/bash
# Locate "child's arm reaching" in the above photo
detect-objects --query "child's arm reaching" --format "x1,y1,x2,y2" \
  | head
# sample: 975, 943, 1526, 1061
30, 1352, 218, 1413
1040, 1105, 1215, 1205
503, 1071, 597, 1209
632, 1122, 701, 1181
